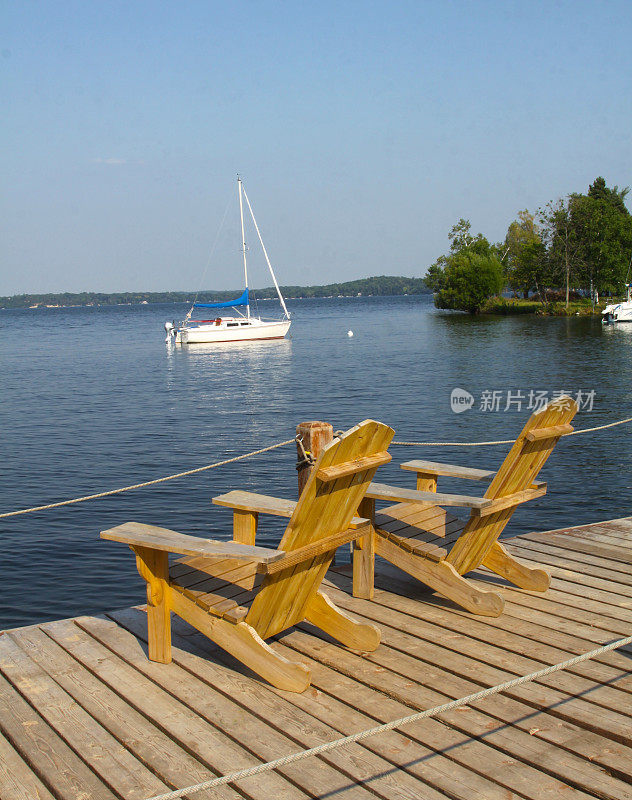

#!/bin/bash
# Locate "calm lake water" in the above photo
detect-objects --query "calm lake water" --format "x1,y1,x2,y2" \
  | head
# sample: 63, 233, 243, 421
1, 295, 631, 629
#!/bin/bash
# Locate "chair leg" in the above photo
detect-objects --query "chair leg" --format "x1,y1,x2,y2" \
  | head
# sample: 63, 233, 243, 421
353, 526, 375, 600
304, 590, 381, 651
482, 541, 551, 592
376, 536, 504, 617
170, 588, 311, 692
133, 546, 172, 663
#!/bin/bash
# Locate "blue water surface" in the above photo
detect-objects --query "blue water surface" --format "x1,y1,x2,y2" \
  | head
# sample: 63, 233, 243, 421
1, 295, 631, 628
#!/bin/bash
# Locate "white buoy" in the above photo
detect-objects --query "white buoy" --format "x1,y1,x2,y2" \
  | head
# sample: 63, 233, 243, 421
347, 330, 354, 337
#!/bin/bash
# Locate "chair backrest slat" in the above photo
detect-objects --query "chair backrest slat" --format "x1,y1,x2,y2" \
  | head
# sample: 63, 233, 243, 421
246, 420, 394, 638
447, 397, 577, 574
485, 397, 577, 500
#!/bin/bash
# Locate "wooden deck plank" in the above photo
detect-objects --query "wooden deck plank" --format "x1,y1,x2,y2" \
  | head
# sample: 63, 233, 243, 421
357, 561, 632, 696
3, 515, 632, 800
556, 527, 632, 550
600, 518, 632, 533
502, 564, 632, 617
364, 552, 632, 677
526, 530, 632, 563
40, 618, 311, 800
6, 625, 239, 800
330, 571, 632, 720
0, 633, 171, 800
280, 627, 631, 799
580, 523, 632, 542
497, 584, 632, 640
72, 614, 376, 800
158, 618, 572, 800
113, 608, 462, 800
509, 537, 632, 583
267, 640, 591, 800
314, 579, 632, 785
480, 563, 632, 623
0, 729, 56, 800
182, 606, 617, 800
500, 542, 632, 601
470, 568, 632, 634
270, 638, 612, 800
0, 669, 118, 800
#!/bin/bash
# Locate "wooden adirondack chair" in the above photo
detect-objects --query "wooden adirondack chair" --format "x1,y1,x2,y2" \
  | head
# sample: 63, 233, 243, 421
353, 397, 577, 617
101, 419, 394, 692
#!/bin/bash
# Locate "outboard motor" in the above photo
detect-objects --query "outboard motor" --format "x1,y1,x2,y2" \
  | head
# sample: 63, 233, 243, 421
164, 321, 175, 342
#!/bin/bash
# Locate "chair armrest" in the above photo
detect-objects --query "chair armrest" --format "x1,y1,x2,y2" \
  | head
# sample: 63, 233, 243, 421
101, 522, 285, 564
367, 482, 492, 510
258, 522, 372, 575
212, 490, 297, 518
212, 490, 368, 528
473, 483, 547, 517
401, 460, 496, 481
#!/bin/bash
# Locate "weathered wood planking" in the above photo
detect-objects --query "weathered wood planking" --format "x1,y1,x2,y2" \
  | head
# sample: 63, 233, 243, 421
1, 516, 631, 800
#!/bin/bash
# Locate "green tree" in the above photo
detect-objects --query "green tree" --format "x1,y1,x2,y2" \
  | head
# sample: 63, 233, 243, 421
587, 176, 630, 213
573, 178, 632, 296
435, 252, 505, 314
539, 178, 632, 305
539, 197, 582, 308
425, 220, 505, 313
422, 260, 445, 292
504, 210, 545, 298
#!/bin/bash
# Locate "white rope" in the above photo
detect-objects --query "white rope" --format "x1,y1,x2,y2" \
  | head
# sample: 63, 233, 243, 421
145, 633, 632, 800
0, 439, 295, 519
2, 415, 630, 520
392, 414, 632, 447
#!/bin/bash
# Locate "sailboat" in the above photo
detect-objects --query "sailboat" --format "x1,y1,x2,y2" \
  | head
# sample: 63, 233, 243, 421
166, 178, 291, 344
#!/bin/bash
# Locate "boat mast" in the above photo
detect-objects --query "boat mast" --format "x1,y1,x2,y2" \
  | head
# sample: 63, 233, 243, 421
237, 176, 250, 320
241, 184, 290, 319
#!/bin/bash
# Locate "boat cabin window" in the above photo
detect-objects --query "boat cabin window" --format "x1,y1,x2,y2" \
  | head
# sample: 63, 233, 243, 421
227, 322, 239, 327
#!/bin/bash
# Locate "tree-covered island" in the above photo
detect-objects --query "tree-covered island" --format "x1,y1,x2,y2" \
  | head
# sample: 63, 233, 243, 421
425, 176, 632, 315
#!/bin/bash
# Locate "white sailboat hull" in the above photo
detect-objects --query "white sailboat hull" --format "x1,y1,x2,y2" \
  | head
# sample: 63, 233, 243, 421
176, 317, 290, 344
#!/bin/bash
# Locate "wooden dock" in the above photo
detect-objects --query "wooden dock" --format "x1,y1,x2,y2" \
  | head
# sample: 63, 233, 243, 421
1, 516, 631, 800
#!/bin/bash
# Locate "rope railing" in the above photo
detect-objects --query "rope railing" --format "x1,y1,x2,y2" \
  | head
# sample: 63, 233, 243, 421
1, 415, 631, 520
391, 414, 632, 447
145, 633, 632, 800
0, 439, 295, 520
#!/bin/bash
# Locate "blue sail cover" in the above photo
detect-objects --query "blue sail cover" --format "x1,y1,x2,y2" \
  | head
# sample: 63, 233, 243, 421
193, 288, 249, 309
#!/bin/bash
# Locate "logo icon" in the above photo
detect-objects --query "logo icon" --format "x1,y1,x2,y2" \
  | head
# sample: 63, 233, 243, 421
451, 388, 474, 414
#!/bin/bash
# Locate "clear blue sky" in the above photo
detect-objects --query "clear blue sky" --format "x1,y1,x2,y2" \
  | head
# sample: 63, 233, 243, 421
2, 0, 631, 295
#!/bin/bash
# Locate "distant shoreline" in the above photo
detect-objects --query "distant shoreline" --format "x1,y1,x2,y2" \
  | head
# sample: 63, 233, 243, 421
0, 276, 429, 310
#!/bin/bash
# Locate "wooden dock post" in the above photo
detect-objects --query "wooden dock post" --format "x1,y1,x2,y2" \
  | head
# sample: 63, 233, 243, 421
295, 421, 333, 497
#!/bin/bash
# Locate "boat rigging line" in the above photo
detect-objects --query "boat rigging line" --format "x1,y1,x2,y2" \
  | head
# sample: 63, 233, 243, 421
187, 184, 235, 318
241, 182, 290, 319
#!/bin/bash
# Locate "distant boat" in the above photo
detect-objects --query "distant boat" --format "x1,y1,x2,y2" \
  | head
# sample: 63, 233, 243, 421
602, 284, 632, 324
166, 177, 291, 344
